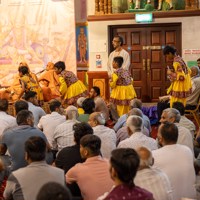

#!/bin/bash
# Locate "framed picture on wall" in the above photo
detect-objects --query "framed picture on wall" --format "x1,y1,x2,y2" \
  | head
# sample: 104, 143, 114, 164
76, 22, 89, 68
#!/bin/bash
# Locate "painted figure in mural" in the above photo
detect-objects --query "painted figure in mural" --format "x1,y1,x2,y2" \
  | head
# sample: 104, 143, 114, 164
163, 45, 192, 107
78, 28, 87, 63
0, 18, 43, 65
107, 35, 130, 77
54, 61, 87, 105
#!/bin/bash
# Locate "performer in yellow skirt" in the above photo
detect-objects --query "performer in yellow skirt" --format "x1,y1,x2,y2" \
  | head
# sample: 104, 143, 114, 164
54, 61, 87, 105
109, 56, 137, 116
163, 45, 192, 107
18, 65, 44, 105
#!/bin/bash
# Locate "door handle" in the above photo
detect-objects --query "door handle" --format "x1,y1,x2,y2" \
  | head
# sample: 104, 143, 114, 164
147, 59, 151, 76
143, 59, 146, 71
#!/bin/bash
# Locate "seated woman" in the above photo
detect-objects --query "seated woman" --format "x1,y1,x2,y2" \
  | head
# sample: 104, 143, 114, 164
54, 61, 87, 105
18, 65, 44, 106
38, 62, 60, 101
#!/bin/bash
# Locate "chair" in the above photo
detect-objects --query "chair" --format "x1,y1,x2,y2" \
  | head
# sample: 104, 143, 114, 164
185, 100, 200, 127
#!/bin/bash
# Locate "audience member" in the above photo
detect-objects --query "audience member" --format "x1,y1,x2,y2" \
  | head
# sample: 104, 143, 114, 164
66, 135, 113, 200
77, 98, 95, 123
53, 106, 79, 151
99, 148, 154, 200
37, 182, 72, 200
186, 66, 200, 109
88, 112, 116, 158
160, 108, 193, 152
55, 122, 93, 198
38, 99, 66, 151
0, 143, 11, 170
89, 86, 110, 122
55, 122, 93, 173
114, 98, 151, 133
172, 101, 196, 137
118, 115, 157, 150
77, 97, 86, 115
0, 99, 17, 136
135, 147, 173, 200
2, 110, 51, 171
24, 91, 46, 126
4, 136, 65, 200
153, 122, 196, 200
116, 108, 149, 145
14, 100, 28, 115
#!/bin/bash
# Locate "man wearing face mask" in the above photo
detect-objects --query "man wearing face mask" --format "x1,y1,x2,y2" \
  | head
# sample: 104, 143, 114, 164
1, 110, 51, 171
88, 112, 116, 159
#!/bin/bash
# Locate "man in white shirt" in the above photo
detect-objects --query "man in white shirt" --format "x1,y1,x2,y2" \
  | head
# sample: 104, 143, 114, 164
24, 91, 46, 126
160, 108, 194, 152
88, 112, 116, 158
38, 100, 66, 150
118, 115, 157, 150
172, 101, 196, 137
135, 146, 174, 200
107, 35, 130, 76
153, 123, 196, 200
53, 106, 79, 151
0, 99, 17, 136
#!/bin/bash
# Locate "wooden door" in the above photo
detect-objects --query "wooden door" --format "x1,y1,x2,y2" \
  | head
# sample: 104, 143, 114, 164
109, 23, 181, 102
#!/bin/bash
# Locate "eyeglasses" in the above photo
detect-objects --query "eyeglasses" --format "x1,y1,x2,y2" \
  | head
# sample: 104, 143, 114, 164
112, 40, 120, 43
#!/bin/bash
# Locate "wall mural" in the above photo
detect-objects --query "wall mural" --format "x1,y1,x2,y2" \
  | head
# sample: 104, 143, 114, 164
0, 0, 76, 86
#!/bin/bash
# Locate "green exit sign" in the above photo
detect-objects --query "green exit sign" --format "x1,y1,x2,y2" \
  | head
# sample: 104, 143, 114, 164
135, 13, 153, 23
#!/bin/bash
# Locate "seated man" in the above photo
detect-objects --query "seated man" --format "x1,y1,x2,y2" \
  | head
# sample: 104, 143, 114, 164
89, 86, 110, 122
88, 112, 116, 159
98, 148, 154, 200
38, 62, 60, 101
118, 115, 157, 151
4, 136, 65, 200
0, 99, 17, 136
135, 147, 173, 200
66, 135, 114, 200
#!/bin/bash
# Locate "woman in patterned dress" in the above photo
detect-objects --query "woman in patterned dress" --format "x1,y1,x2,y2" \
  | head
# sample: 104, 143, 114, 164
109, 56, 137, 116
163, 45, 192, 107
54, 61, 87, 105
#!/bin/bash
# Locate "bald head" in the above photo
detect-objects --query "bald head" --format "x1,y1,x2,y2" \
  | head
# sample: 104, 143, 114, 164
137, 147, 153, 169
128, 108, 143, 118
65, 106, 78, 120
46, 62, 54, 70
88, 112, 105, 127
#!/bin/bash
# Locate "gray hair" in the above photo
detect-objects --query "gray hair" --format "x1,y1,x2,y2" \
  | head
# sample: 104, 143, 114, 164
128, 108, 143, 118
163, 108, 181, 123
94, 112, 106, 125
137, 147, 154, 168
126, 115, 143, 133
129, 99, 142, 110
65, 106, 78, 121
191, 66, 200, 76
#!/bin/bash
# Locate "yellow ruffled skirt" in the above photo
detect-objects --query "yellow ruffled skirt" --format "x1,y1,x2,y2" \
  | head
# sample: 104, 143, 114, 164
110, 85, 137, 116
64, 80, 87, 104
